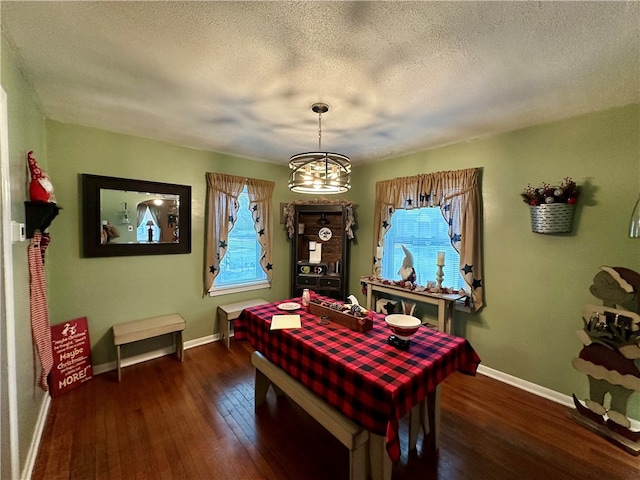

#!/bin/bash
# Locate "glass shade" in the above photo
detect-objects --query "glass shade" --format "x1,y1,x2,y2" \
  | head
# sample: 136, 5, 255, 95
630, 194, 640, 238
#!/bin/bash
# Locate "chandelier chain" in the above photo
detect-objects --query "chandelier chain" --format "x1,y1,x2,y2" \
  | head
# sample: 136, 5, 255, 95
318, 111, 322, 151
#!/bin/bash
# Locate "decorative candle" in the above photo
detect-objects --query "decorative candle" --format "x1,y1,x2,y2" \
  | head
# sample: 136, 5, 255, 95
436, 251, 445, 266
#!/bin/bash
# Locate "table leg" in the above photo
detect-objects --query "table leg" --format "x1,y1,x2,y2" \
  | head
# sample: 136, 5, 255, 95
369, 434, 392, 480
408, 385, 441, 453
366, 284, 373, 311
437, 299, 446, 332
409, 399, 429, 451
445, 301, 456, 334
422, 386, 441, 452
408, 403, 420, 451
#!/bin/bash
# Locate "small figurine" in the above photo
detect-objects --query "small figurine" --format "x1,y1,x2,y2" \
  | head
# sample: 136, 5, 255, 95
397, 245, 416, 283
27, 151, 56, 203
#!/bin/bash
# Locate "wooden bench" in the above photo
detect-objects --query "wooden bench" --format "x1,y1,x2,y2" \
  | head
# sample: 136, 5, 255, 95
217, 299, 268, 349
112, 313, 186, 382
251, 351, 369, 480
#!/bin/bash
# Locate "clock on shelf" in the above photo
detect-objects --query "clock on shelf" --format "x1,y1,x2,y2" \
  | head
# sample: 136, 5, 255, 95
319, 227, 332, 241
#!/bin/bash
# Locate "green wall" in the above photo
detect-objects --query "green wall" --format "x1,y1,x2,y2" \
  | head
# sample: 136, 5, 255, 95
45, 121, 299, 366
2, 33, 49, 478
349, 104, 640, 419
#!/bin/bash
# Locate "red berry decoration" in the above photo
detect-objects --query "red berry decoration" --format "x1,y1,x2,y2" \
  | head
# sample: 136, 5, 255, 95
522, 178, 579, 206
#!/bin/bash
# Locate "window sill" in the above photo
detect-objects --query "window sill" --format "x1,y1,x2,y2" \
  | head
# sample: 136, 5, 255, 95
208, 280, 271, 297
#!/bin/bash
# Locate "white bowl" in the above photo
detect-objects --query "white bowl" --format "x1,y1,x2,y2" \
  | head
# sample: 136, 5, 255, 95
385, 314, 422, 340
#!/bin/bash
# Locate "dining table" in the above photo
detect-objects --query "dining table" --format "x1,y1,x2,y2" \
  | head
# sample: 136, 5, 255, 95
234, 296, 481, 480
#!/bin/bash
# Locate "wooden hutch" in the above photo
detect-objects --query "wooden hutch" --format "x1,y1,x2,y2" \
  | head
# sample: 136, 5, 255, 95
286, 201, 354, 301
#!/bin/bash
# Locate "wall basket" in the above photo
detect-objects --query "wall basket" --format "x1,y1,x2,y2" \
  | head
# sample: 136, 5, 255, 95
530, 203, 575, 234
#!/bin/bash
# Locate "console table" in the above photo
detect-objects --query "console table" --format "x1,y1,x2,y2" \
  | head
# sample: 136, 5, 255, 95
360, 277, 464, 334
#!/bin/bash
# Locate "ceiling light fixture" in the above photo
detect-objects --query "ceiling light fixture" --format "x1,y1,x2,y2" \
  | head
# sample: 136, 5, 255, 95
289, 103, 351, 194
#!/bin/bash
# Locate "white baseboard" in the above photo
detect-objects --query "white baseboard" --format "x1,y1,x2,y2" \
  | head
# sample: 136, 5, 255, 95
93, 334, 219, 375
185, 334, 216, 350
479, 366, 640, 430
477, 364, 574, 408
22, 392, 51, 480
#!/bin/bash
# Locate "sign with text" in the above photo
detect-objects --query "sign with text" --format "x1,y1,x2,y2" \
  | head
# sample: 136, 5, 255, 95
49, 317, 93, 397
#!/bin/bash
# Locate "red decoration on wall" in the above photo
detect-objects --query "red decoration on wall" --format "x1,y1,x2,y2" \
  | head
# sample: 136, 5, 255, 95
49, 317, 93, 397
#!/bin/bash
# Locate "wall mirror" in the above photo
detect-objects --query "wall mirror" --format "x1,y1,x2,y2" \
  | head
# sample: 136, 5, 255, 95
82, 174, 191, 257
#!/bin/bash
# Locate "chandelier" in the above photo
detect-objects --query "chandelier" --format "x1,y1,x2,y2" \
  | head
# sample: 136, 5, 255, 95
288, 103, 351, 194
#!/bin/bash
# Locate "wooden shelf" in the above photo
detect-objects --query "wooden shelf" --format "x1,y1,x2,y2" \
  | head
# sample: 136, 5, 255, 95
25, 201, 61, 238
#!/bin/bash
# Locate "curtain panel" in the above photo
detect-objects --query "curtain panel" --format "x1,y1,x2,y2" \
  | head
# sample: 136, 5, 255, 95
203, 173, 275, 295
246, 177, 275, 281
136, 203, 146, 228
372, 167, 483, 310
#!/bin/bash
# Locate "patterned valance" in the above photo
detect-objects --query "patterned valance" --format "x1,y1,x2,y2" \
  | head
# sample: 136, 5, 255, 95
285, 199, 356, 240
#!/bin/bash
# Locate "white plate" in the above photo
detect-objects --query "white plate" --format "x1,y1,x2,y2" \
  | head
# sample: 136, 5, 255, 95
277, 302, 302, 311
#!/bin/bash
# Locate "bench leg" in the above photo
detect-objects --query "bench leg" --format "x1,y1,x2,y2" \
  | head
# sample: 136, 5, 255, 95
176, 330, 184, 362
369, 434, 392, 480
350, 438, 368, 480
116, 345, 122, 382
225, 320, 232, 349
218, 311, 231, 349
255, 368, 271, 406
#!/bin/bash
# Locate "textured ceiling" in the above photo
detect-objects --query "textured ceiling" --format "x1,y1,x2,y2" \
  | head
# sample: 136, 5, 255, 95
1, 1, 639, 165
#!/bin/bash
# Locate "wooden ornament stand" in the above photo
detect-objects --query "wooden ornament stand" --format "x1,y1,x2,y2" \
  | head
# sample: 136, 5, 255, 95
571, 304, 640, 456
568, 397, 640, 456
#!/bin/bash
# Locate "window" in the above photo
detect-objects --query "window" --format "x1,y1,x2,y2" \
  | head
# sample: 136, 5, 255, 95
204, 173, 274, 296
381, 208, 464, 290
372, 168, 483, 310
214, 186, 267, 289
136, 206, 160, 243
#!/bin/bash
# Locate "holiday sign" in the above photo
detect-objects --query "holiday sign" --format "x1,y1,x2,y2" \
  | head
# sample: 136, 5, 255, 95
49, 317, 93, 397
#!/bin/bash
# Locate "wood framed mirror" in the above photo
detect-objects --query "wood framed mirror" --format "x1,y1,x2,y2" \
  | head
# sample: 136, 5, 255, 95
82, 174, 191, 257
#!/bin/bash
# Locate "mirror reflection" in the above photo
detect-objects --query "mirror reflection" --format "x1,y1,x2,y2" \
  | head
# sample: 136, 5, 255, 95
100, 188, 180, 245
82, 173, 191, 258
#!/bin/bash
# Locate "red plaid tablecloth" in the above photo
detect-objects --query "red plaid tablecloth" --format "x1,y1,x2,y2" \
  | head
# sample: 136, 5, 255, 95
235, 298, 481, 462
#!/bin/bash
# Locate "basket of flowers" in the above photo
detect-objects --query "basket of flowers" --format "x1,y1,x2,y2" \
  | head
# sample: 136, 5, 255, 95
522, 177, 580, 234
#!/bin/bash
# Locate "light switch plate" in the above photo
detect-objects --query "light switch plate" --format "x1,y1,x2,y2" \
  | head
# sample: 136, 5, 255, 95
11, 221, 26, 243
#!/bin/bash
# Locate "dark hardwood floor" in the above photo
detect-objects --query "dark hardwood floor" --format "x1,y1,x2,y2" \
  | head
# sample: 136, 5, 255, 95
32, 340, 639, 480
